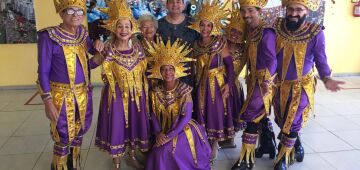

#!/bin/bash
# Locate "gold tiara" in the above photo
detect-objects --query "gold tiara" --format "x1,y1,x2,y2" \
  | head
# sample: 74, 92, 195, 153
282, 0, 321, 11
238, 0, 268, 8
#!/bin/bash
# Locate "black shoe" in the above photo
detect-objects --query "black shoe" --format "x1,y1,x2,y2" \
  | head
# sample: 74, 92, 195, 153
231, 159, 254, 170
274, 157, 287, 170
255, 118, 276, 159
294, 136, 304, 162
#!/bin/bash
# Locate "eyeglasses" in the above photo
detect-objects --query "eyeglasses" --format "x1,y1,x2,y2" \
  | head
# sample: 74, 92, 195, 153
286, 7, 306, 14
64, 8, 84, 16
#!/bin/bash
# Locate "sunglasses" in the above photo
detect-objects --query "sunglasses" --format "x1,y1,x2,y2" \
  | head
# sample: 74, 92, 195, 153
64, 8, 84, 16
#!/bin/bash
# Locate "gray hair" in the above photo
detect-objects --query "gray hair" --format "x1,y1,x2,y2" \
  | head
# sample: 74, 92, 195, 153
138, 14, 158, 29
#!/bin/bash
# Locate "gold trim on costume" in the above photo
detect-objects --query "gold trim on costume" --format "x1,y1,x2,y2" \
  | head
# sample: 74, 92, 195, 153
103, 44, 148, 128
50, 82, 88, 143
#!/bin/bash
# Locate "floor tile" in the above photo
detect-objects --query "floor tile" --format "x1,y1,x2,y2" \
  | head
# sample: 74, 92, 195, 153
314, 116, 360, 132
320, 150, 360, 170
84, 149, 134, 170
0, 137, 8, 149
302, 132, 353, 153
0, 111, 31, 123
13, 119, 49, 136
0, 135, 50, 155
0, 121, 22, 137
333, 130, 360, 149
300, 119, 328, 134
0, 153, 40, 170
286, 153, 336, 170
213, 159, 237, 170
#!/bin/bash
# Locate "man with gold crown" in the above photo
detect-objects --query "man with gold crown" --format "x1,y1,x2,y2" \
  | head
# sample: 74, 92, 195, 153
189, 0, 239, 164
232, 0, 277, 169
36, 0, 104, 169
273, 0, 345, 169
145, 37, 211, 170
93, 0, 151, 169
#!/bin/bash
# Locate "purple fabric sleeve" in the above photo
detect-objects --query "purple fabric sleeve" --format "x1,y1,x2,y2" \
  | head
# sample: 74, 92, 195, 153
313, 31, 332, 79
149, 110, 161, 134
37, 31, 53, 93
86, 37, 100, 69
260, 29, 277, 76
166, 102, 193, 139
86, 37, 97, 55
223, 55, 235, 85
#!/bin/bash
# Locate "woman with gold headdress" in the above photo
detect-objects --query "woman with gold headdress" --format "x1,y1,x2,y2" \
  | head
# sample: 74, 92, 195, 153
188, 0, 238, 163
219, 3, 247, 149
94, 0, 150, 169
145, 38, 211, 170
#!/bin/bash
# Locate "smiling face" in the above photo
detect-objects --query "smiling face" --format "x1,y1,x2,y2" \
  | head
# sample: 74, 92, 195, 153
199, 20, 213, 38
166, 0, 185, 15
228, 28, 244, 44
240, 6, 261, 27
115, 19, 132, 41
160, 65, 176, 82
140, 20, 156, 40
60, 7, 85, 28
285, 3, 308, 31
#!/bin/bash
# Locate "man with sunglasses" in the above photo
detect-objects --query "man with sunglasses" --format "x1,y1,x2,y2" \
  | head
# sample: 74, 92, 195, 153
37, 1, 103, 169
273, 0, 345, 169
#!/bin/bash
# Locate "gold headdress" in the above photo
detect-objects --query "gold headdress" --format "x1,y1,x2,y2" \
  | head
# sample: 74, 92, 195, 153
224, 3, 246, 39
53, 0, 86, 13
146, 38, 194, 80
239, 0, 268, 8
188, 0, 230, 36
282, 0, 320, 11
98, 0, 139, 33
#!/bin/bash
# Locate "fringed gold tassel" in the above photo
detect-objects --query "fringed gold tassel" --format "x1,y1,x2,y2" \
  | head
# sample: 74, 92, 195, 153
239, 143, 256, 165
72, 147, 81, 169
274, 144, 294, 167
53, 154, 68, 170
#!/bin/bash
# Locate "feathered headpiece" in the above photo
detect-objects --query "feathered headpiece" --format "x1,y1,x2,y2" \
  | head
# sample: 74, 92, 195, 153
146, 37, 194, 79
188, 0, 230, 36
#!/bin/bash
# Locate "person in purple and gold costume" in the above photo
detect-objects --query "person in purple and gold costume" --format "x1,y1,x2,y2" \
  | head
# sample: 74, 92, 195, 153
273, 1, 345, 169
232, 0, 278, 169
189, 0, 238, 164
145, 37, 211, 170
36, 0, 104, 169
94, 0, 151, 169
219, 3, 247, 149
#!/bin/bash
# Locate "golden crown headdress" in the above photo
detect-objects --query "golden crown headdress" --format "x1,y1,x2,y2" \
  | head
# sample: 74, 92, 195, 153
53, 0, 86, 13
224, 3, 245, 36
98, 0, 139, 33
188, 0, 230, 36
282, 0, 320, 11
239, 0, 268, 8
146, 37, 194, 80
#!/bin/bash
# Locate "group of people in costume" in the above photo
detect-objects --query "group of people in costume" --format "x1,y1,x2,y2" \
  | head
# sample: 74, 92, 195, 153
37, 0, 344, 170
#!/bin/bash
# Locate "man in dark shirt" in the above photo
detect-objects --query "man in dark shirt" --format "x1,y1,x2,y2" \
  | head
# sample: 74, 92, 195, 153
157, 0, 199, 44
157, 0, 200, 87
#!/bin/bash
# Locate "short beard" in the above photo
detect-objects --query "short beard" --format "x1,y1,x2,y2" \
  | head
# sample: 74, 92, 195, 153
285, 15, 307, 31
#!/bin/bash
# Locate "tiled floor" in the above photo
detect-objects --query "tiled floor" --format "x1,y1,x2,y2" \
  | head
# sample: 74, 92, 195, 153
0, 76, 359, 170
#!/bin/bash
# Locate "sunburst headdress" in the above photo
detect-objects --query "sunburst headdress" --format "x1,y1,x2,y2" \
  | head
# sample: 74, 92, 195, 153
98, 0, 139, 33
282, 0, 321, 11
224, 3, 245, 42
239, 0, 268, 8
53, 0, 86, 13
146, 37, 194, 80
188, 0, 230, 36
